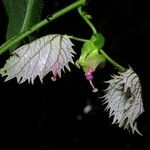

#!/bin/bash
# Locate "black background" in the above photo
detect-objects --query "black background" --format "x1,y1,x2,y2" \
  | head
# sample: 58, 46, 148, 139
0, 0, 150, 149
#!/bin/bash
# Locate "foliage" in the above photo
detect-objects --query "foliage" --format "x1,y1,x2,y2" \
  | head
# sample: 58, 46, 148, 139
0, 0, 144, 135
3, 0, 43, 50
0, 34, 75, 83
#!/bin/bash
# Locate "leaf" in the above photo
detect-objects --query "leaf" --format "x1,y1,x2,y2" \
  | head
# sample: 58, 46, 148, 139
3, 0, 43, 50
0, 34, 75, 84
103, 68, 144, 135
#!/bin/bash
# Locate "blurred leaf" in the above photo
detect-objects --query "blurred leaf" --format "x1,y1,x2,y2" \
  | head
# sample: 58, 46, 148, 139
0, 34, 76, 84
3, 0, 43, 50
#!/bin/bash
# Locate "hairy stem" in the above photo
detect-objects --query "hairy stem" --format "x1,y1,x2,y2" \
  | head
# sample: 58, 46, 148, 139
99, 49, 127, 72
0, 0, 86, 55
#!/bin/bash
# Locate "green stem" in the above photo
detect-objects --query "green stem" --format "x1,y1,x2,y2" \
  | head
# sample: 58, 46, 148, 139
99, 49, 127, 72
68, 35, 88, 42
0, 0, 86, 55
78, 7, 97, 34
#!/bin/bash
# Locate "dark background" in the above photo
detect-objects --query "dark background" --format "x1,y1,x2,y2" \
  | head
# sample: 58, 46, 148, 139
0, 0, 150, 149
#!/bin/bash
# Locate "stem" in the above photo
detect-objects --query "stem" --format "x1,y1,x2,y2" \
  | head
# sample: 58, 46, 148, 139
78, 7, 97, 34
0, 0, 86, 55
68, 35, 88, 42
99, 49, 127, 72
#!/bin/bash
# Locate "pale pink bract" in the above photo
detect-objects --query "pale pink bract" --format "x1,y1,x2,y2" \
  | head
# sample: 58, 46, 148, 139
103, 68, 144, 135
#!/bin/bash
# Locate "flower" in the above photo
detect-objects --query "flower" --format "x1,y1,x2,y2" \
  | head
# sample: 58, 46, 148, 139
85, 68, 98, 92
76, 48, 106, 92
103, 68, 144, 135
